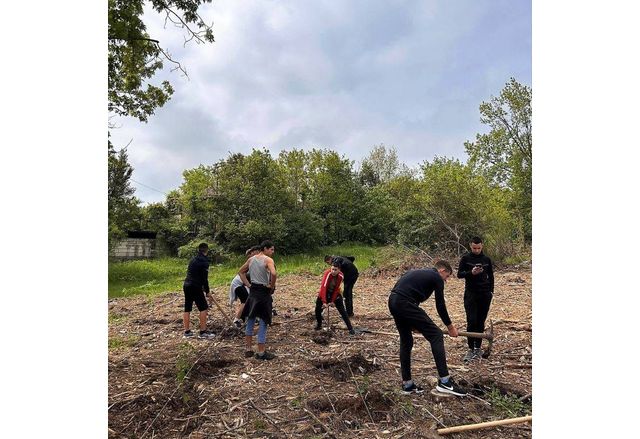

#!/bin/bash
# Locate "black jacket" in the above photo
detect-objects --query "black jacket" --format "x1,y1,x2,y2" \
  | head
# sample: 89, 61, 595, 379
390, 268, 452, 326
183, 253, 210, 293
457, 252, 494, 293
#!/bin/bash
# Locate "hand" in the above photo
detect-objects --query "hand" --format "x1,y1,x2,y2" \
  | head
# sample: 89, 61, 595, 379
447, 325, 459, 337
471, 266, 483, 275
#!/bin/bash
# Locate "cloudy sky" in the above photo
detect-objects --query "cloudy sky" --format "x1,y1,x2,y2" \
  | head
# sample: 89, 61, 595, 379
109, 0, 531, 204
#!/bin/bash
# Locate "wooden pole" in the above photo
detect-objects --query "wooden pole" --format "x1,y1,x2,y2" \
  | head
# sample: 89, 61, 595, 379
208, 294, 234, 326
437, 415, 532, 435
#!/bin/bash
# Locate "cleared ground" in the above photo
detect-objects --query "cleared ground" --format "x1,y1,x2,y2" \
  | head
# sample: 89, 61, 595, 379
108, 255, 532, 438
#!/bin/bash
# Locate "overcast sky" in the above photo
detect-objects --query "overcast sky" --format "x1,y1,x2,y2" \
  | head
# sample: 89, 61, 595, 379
109, 0, 531, 204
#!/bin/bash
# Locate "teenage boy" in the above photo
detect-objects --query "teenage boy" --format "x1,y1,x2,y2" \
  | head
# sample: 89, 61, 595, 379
182, 243, 215, 339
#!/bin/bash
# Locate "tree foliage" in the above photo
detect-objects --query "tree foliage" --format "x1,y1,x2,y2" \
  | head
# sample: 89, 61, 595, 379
464, 78, 532, 242
108, 140, 141, 247
111, 79, 531, 262
108, 0, 214, 123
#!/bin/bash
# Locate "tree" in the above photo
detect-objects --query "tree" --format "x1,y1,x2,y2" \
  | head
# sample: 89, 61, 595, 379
464, 78, 532, 242
358, 144, 412, 187
108, 0, 214, 123
108, 140, 141, 248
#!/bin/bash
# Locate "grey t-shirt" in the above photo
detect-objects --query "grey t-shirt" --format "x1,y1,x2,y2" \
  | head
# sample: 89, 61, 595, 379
248, 255, 271, 286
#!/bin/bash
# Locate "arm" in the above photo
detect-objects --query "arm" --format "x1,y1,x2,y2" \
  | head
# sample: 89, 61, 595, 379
238, 260, 251, 288
487, 257, 494, 292
433, 284, 452, 328
266, 257, 277, 291
457, 255, 470, 279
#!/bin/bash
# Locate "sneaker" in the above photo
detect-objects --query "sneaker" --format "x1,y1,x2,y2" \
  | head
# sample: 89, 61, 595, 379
183, 330, 194, 338
473, 348, 484, 359
401, 383, 425, 395
233, 319, 243, 329
198, 330, 215, 339
244, 350, 255, 358
463, 349, 475, 363
314, 324, 322, 331
254, 351, 276, 361
436, 378, 467, 396
349, 329, 356, 335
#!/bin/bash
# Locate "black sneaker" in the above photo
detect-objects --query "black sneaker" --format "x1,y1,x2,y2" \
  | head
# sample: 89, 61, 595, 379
233, 319, 243, 329
436, 378, 467, 396
244, 350, 255, 358
198, 330, 215, 339
349, 329, 356, 335
314, 324, 322, 330
255, 351, 276, 361
183, 330, 194, 338
401, 383, 424, 395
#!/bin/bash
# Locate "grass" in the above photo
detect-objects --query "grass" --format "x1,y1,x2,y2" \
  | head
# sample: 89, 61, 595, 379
109, 243, 395, 298
108, 335, 140, 351
487, 387, 531, 418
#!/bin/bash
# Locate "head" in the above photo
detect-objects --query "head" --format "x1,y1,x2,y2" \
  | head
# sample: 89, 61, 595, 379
259, 240, 275, 257
470, 236, 483, 255
245, 245, 260, 259
324, 255, 334, 265
198, 242, 209, 255
434, 259, 453, 281
330, 262, 340, 276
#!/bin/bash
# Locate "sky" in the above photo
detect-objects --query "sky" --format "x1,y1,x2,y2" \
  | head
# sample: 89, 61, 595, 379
109, 0, 532, 204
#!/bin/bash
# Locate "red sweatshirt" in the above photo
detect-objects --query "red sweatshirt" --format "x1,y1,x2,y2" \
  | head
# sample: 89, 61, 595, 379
318, 269, 344, 304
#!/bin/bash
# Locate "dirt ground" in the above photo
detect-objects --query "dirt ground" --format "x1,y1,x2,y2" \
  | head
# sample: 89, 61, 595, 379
108, 257, 532, 438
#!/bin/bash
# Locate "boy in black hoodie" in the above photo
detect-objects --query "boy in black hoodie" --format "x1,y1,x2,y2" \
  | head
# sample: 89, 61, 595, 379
457, 236, 494, 362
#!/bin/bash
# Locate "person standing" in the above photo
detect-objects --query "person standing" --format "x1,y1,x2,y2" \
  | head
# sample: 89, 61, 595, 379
182, 243, 215, 339
457, 236, 494, 362
388, 260, 467, 396
229, 245, 261, 328
314, 262, 355, 334
324, 255, 359, 317
239, 240, 277, 360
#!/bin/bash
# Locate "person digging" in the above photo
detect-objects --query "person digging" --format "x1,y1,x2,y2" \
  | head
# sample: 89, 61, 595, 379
314, 262, 356, 335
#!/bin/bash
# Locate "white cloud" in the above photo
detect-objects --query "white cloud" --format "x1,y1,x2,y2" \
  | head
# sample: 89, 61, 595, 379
110, 0, 531, 203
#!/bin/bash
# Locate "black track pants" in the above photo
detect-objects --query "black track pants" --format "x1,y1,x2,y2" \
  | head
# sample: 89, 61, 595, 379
343, 273, 358, 316
388, 293, 449, 380
315, 296, 353, 331
464, 291, 493, 349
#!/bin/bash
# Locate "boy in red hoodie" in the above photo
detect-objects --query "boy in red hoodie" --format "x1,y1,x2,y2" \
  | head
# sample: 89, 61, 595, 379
315, 263, 355, 334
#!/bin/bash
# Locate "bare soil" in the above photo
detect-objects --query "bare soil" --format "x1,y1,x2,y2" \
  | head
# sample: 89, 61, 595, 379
108, 259, 532, 438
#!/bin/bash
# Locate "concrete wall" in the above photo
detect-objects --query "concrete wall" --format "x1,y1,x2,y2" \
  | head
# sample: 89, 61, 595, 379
110, 238, 156, 260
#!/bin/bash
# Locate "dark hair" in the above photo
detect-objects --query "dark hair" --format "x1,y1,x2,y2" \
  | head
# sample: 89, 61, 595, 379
331, 261, 340, 268
245, 246, 259, 257
259, 240, 274, 251
198, 242, 209, 252
471, 236, 483, 244
434, 259, 453, 274
324, 255, 333, 262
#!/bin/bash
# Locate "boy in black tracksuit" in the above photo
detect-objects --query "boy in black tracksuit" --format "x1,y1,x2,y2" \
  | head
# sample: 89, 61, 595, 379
457, 236, 494, 361
387, 260, 467, 396
324, 255, 358, 317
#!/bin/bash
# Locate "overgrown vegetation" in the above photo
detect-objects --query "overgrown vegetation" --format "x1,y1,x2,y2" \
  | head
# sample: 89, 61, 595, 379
109, 79, 532, 262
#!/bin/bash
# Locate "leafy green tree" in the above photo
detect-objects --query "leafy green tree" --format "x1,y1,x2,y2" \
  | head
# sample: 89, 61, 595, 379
464, 78, 532, 242
108, 0, 214, 123
306, 149, 363, 244
108, 140, 141, 248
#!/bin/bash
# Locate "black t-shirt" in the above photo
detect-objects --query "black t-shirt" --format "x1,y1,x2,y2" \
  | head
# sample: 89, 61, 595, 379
456, 252, 494, 293
183, 253, 210, 293
390, 268, 451, 326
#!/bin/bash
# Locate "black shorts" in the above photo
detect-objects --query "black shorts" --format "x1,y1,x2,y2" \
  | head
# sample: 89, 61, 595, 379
183, 284, 208, 312
234, 285, 249, 303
